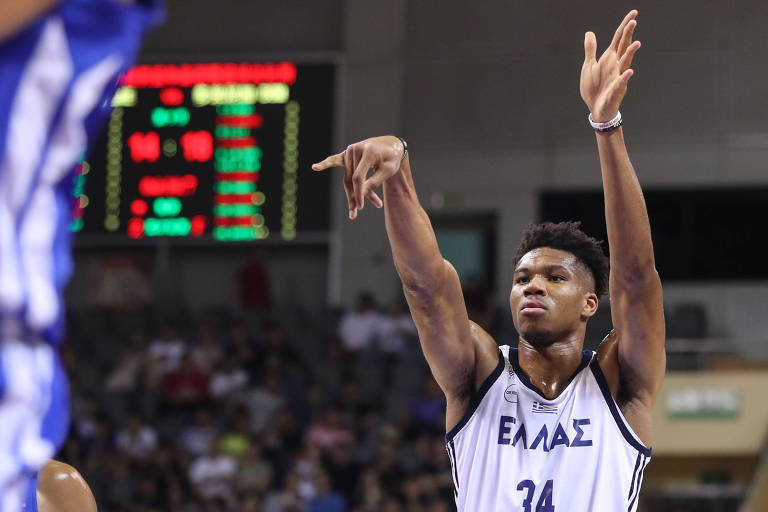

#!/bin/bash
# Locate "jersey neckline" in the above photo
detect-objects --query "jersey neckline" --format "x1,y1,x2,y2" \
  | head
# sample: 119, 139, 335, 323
507, 348, 593, 402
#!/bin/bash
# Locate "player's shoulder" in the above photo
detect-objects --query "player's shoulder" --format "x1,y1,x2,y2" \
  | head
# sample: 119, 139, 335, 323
469, 321, 504, 392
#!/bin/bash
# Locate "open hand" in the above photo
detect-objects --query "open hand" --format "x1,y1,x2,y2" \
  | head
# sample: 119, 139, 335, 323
312, 135, 405, 219
580, 10, 642, 122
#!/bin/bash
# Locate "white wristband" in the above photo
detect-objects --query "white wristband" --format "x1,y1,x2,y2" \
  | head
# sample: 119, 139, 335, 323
588, 111, 622, 132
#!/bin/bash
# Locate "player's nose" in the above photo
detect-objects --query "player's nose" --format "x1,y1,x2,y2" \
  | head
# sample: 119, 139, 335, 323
522, 276, 547, 296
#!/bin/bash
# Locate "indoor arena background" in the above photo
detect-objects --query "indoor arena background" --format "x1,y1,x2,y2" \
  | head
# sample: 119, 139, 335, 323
61, 1, 768, 511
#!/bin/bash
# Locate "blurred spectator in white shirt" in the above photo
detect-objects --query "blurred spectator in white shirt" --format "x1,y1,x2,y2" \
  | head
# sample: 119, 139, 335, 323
189, 325, 224, 374
115, 415, 158, 461
210, 356, 249, 400
375, 299, 417, 357
338, 292, 384, 352
189, 438, 237, 503
242, 366, 284, 434
148, 323, 186, 374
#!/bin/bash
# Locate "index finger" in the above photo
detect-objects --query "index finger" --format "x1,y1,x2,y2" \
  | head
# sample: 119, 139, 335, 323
312, 152, 345, 171
610, 10, 638, 52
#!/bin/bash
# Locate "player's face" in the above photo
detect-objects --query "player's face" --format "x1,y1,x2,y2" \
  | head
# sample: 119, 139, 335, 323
509, 247, 597, 345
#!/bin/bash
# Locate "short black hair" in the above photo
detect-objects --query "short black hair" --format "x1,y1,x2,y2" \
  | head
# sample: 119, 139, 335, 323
513, 221, 609, 298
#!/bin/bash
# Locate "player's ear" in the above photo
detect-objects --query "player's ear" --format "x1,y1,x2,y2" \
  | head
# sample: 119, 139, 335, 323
582, 292, 599, 319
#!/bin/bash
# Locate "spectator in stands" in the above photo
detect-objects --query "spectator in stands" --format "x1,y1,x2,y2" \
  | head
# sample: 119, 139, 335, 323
353, 469, 386, 511
409, 376, 446, 430
375, 298, 417, 358
306, 407, 355, 453
242, 365, 285, 434
220, 410, 253, 459
261, 321, 301, 368
229, 321, 259, 374
372, 431, 405, 494
104, 454, 138, 508
210, 356, 249, 401
307, 470, 346, 512
261, 408, 304, 461
116, 414, 158, 461
105, 329, 149, 392
311, 339, 350, 395
235, 442, 273, 495
135, 477, 164, 511
104, 329, 150, 424
189, 324, 224, 374
164, 354, 210, 407
179, 409, 218, 458
325, 443, 360, 499
338, 292, 384, 353
148, 322, 187, 374
263, 470, 304, 512
58, 307, 479, 510
188, 438, 237, 505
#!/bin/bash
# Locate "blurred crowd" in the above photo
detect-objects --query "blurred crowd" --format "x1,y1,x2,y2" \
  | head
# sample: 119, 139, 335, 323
59, 293, 459, 512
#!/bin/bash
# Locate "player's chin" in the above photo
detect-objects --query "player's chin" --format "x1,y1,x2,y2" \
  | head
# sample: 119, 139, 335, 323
518, 328, 557, 347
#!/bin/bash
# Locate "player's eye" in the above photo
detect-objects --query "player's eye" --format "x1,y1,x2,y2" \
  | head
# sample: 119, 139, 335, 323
515, 276, 529, 284
549, 275, 566, 282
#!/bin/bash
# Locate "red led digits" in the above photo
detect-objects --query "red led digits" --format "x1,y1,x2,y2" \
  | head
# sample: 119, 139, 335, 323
215, 193, 256, 204
180, 131, 214, 162
216, 114, 263, 128
127, 132, 161, 162
130, 199, 148, 216
139, 175, 198, 197
127, 217, 145, 238
159, 87, 184, 106
121, 62, 297, 88
190, 215, 207, 236
217, 172, 259, 183
216, 137, 257, 149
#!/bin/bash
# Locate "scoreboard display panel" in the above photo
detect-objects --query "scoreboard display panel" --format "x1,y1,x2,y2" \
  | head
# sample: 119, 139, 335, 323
73, 61, 334, 242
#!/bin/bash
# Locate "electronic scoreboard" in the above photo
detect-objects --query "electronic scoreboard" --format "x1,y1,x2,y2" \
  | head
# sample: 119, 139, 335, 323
72, 61, 334, 242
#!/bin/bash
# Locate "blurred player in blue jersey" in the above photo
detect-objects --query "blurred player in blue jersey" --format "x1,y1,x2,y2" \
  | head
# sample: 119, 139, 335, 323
0, 1, 163, 510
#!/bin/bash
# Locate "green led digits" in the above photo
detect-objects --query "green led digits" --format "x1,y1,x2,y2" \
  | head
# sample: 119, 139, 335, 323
144, 217, 191, 237
151, 107, 190, 127
153, 197, 182, 217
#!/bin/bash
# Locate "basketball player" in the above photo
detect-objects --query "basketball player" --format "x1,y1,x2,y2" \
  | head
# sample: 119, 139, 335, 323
0, 1, 162, 510
313, 10, 663, 510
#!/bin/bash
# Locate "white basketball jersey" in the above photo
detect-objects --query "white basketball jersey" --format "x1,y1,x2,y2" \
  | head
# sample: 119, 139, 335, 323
445, 345, 651, 511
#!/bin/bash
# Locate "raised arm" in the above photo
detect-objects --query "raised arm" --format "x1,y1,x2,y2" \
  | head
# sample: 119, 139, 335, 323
313, 137, 498, 419
580, 12, 665, 409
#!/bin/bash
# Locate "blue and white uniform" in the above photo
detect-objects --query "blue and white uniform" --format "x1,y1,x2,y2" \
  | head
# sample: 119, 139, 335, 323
0, 1, 162, 510
445, 345, 652, 511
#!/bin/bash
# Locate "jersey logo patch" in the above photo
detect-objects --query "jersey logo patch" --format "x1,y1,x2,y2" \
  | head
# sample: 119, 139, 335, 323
504, 385, 518, 403
531, 401, 558, 414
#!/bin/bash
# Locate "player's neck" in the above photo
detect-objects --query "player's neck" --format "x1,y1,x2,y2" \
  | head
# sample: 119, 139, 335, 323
517, 334, 585, 399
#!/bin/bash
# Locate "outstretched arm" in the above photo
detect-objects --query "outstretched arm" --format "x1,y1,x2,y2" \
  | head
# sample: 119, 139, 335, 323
580, 11, 665, 408
313, 137, 498, 417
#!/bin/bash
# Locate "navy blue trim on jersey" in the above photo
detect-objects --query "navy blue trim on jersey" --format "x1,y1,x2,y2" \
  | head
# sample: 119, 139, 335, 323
445, 348, 505, 442
628, 454, 649, 511
588, 357, 652, 457
507, 348, 592, 401
448, 440, 459, 497
627, 452, 642, 502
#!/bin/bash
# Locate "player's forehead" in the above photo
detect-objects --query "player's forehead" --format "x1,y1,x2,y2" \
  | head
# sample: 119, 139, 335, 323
514, 247, 581, 274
